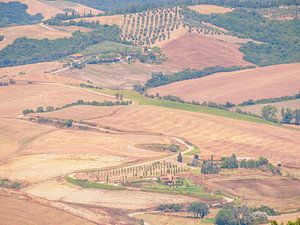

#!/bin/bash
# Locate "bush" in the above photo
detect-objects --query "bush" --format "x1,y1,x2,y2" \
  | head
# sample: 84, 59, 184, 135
157, 203, 182, 212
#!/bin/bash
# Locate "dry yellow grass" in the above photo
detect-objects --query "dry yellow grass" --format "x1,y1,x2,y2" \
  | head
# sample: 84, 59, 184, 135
0, 61, 82, 84
189, 4, 233, 14
0, 193, 96, 225
0, 83, 116, 117
149, 63, 300, 104
134, 213, 214, 225
59, 105, 300, 167
39, 0, 103, 16
186, 171, 300, 212
26, 180, 197, 210
72, 15, 124, 26
0, 0, 63, 19
0, 24, 90, 50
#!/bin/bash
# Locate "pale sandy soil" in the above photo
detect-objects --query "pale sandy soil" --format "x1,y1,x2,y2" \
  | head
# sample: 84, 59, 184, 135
0, 24, 90, 50
75, 105, 300, 167
0, 82, 116, 117
0, 192, 96, 225
39, 0, 103, 16
0, 0, 63, 19
189, 4, 233, 14
72, 14, 124, 26
149, 63, 300, 104
0, 153, 123, 182
161, 33, 251, 71
186, 171, 300, 211
26, 180, 197, 210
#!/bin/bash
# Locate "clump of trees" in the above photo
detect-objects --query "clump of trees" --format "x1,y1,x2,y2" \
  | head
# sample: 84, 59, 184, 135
216, 204, 269, 225
261, 105, 278, 123
157, 203, 182, 212
0, 2, 43, 27
201, 155, 219, 174
0, 35, 4, 42
221, 154, 238, 169
0, 25, 122, 68
187, 202, 209, 218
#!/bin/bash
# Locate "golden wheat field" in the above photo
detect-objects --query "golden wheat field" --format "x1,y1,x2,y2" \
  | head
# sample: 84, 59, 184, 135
60, 104, 300, 167
149, 63, 300, 104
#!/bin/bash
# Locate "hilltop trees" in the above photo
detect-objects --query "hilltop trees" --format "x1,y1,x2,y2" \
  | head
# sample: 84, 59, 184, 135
0, 2, 43, 27
188, 202, 209, 218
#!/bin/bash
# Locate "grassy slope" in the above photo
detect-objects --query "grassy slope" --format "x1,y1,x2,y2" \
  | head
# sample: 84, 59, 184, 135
96, 89, 276, 126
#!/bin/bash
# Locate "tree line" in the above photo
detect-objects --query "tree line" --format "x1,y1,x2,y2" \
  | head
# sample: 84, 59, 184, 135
144, 66, 254, 88
0, 25, 122, 68
239, 92, 300, 106
68, 0, 299, 14
182, 8, 300, 66
22, 99, 131, 115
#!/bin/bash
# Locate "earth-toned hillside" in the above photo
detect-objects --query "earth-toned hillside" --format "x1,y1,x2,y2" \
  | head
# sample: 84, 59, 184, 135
0, 0, 300, 225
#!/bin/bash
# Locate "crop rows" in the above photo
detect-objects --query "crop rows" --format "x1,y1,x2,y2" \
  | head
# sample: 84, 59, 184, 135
77, 160, 186, 183
121, 7, 183, 46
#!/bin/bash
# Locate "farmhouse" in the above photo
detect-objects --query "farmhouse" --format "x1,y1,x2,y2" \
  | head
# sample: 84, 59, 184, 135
160, 174, 177, 184
69, 53, 83, 60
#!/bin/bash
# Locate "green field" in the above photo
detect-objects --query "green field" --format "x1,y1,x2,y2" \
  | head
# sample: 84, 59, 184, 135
142, 178, 222, 200
95, 89, 276, 126
80, 41, 141, 55
66, 176, 126, 190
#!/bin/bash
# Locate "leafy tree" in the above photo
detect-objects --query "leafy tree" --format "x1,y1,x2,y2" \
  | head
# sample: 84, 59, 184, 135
221, 154, 238, 169
64, 119, 73, 128
177, 153, 183, 162
187, 202, 209, 218
216, 204, 254, 225
281, 108, 294, 124
261, 105, 278, 123
36, 106, 44, 113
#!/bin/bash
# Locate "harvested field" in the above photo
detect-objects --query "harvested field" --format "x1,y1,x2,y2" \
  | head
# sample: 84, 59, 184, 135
161, 33, 251, 70
0, 193, 96, 225
185, 171, 300, 211
236, 99, 300, 117
0, 24, 90, 50
40, 0, 103, 16
0, 0, 63, 19
0, 83, 116, 117
189, 4, 233, 14
0, 152, 123, 182
72, 15, 124, 26
149, 63, 300, 104
26, 180, 197, 210
134, 213, 214, 225
60, 62, 177, 89
65, 104, 300, 167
